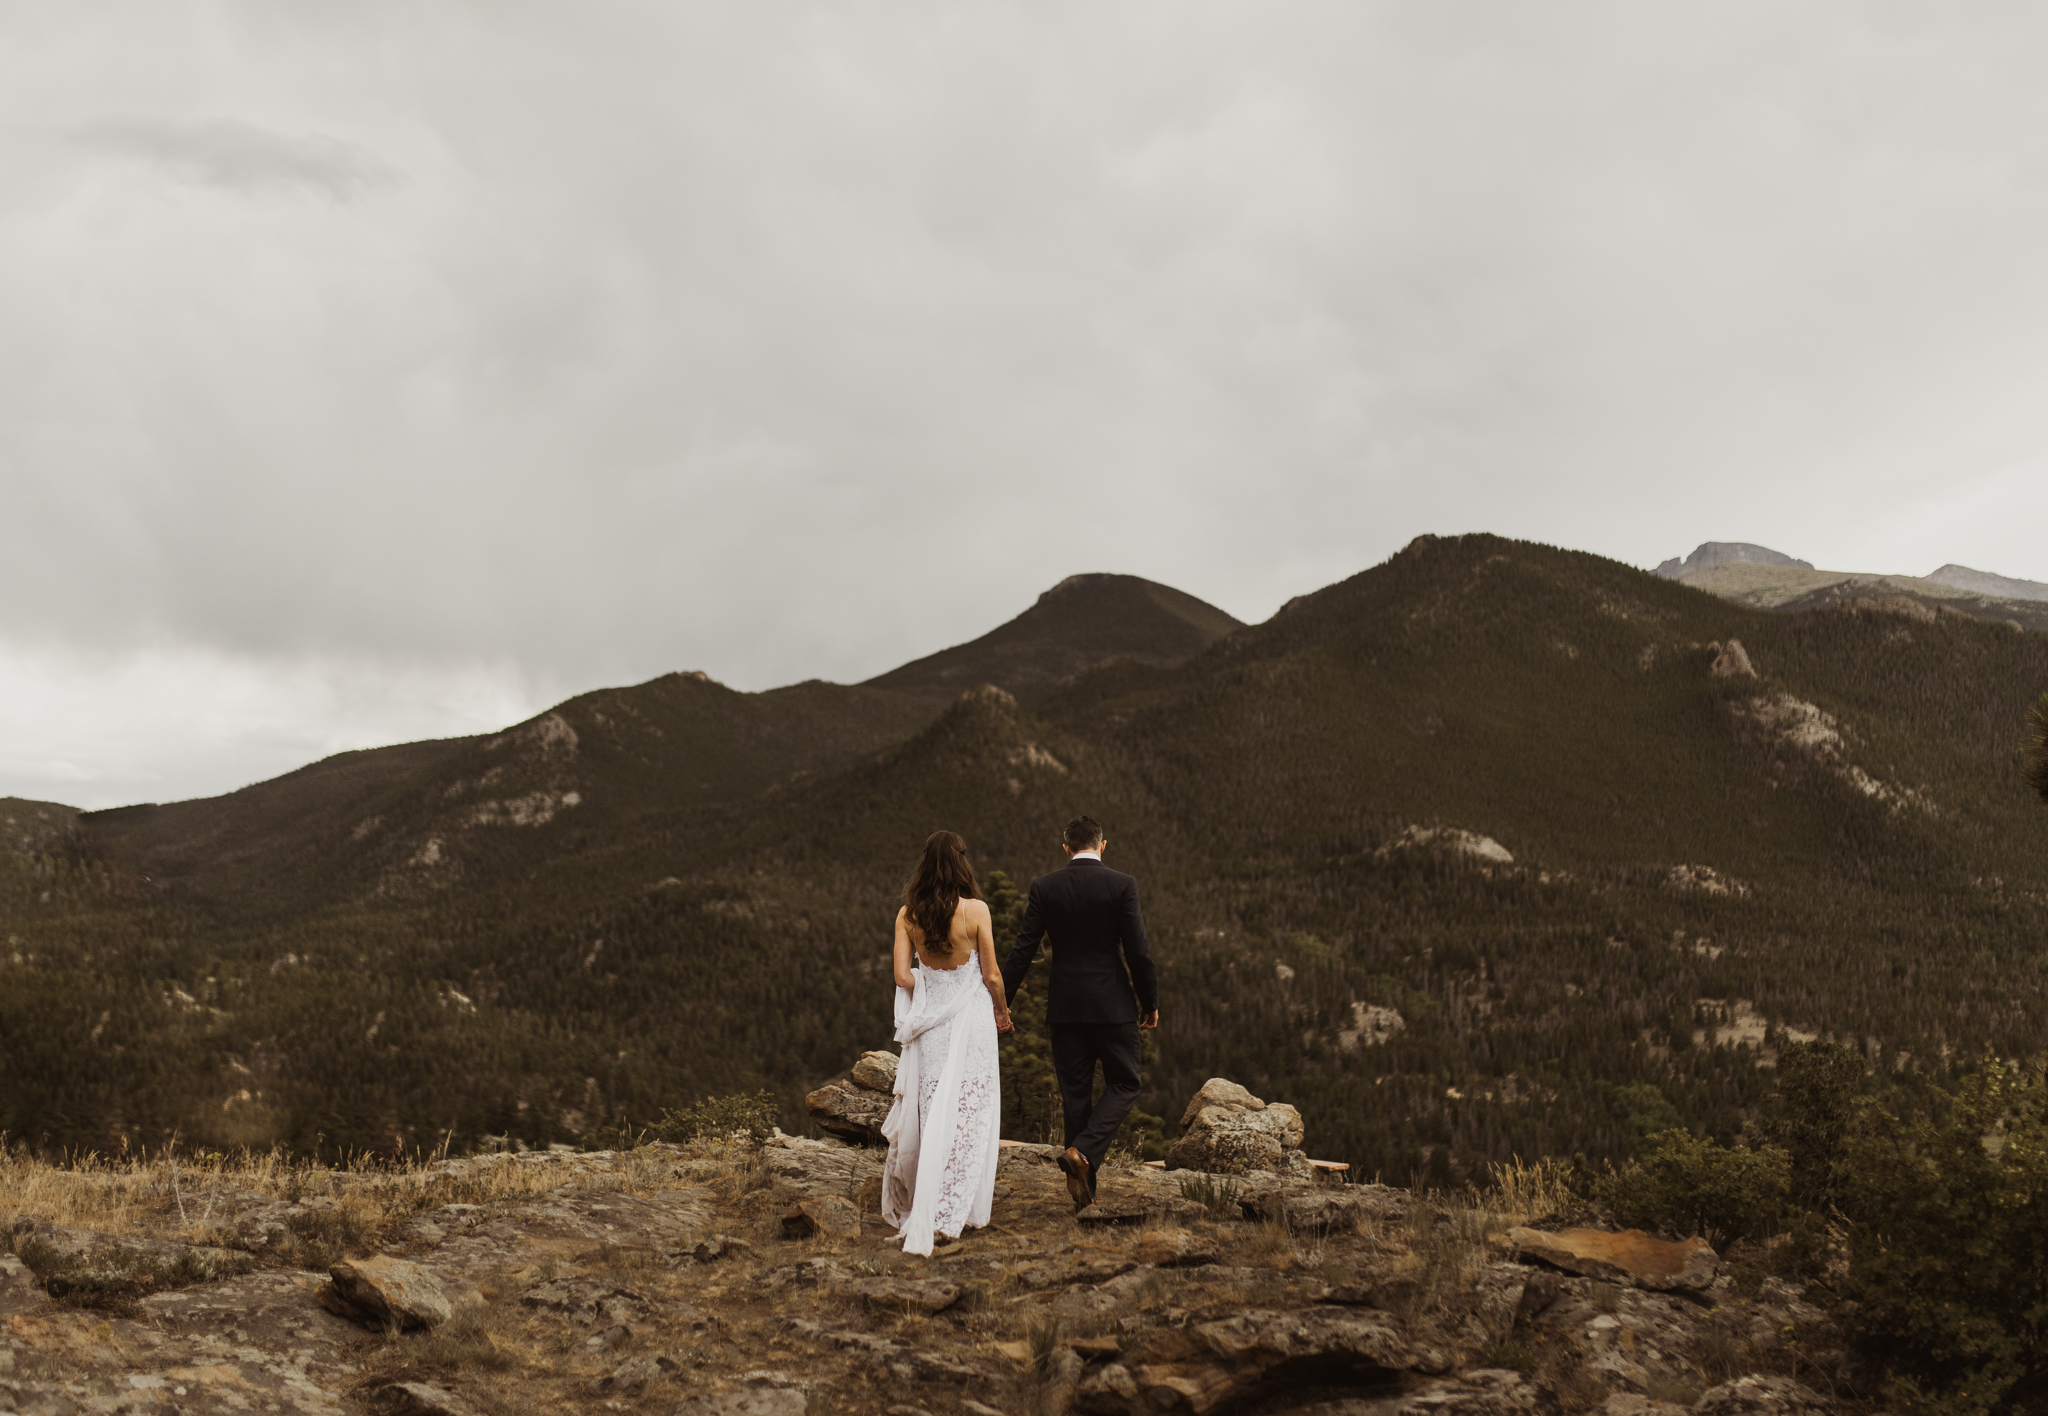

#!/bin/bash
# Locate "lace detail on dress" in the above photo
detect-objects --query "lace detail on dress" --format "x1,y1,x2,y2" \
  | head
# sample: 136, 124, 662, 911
881, 955, 1001, 1253
912, 960, 1000, 1240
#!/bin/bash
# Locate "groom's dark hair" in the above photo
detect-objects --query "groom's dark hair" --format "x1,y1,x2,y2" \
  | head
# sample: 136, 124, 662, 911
1063, 815, 1104, 851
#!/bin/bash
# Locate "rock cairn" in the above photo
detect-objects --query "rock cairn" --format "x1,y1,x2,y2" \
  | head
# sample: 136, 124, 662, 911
1164, 1077, 1314, 1179
803, 1049, 896, 1145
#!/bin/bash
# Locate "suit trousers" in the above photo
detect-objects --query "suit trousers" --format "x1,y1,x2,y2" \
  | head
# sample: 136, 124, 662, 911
1049, 1021, 1142, 1194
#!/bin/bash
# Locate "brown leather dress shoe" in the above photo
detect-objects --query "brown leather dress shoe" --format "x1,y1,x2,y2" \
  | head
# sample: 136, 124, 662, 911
1059, 1147, 1093, 1211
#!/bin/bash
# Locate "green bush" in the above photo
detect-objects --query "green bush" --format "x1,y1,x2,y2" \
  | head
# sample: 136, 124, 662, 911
2027, 690, 2048, 804
1591, 1129, 1790, 1248
582, 1089, 780, 1151
1833, 1056, 2048, 1416
645, 1090, 780, 1146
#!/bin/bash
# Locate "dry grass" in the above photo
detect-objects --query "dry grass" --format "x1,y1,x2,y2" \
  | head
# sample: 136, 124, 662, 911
0, 1141, 692, 1253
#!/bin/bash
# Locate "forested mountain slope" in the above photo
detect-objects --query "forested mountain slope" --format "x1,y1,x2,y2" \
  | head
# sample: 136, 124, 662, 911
5, 536, 2045, 1188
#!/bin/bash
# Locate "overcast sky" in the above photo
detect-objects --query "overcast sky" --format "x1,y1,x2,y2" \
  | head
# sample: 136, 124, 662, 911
7, 2, 2048, 808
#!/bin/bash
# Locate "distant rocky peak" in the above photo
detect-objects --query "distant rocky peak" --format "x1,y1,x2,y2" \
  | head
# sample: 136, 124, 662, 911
1923, 564, 2048, 604
1653, 542, 1814, 578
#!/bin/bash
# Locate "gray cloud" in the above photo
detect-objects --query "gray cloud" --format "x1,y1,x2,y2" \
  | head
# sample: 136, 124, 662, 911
76, 117, 395, 199
5, 2, 2048, 801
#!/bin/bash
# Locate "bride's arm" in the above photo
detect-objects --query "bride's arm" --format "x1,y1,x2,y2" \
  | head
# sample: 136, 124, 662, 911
892, 908, 917, 991
973, 901, 1014, 1032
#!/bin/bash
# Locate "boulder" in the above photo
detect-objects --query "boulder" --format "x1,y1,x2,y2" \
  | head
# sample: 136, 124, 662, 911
325, 1256, 478, 1331
1177, 1077, 1266, 1126
804, 1076, 894, 1145
781, 1195, 860, 1241
849, 1051, 898, 1092
1164, 1078, 1305, 1175
1507, 1226, 1718, 1292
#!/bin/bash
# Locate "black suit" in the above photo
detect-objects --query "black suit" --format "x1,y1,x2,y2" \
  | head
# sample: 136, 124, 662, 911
1003, 856, 1157, 1194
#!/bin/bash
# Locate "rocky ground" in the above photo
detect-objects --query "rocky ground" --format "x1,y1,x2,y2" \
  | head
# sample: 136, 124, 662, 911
0, 1122, 1855, 1416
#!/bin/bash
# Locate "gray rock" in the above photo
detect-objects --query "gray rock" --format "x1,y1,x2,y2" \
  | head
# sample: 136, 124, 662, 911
671, 1389, 808, 1416
326, 1255, 477, 1330
0, 1254, 41, 1316
1077, 1306, 1428, 1414
804, 1075, 894, 1145
781, 1195, 860, 1240
1042, 1345, 1086, 1416
520, 1277, 648, 1326
600, 1357, 666, 1394
850, 1275, 962, 1313
849, 1050, 898, 1092
1164, 1079, 1305, 1175
377, 1381, 474, 1415
760, 1134, 884, 1196
1694, 1375, 1832, 1416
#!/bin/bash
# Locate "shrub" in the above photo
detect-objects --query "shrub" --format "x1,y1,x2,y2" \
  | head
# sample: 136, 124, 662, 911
582, 1090, 781, 1152
1833, 1056, 2048, 1416
645, 1091, 780, 1146
1591, 1129, 1790, 1247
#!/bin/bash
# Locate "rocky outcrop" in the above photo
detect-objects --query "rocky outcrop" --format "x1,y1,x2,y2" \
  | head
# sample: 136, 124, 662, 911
1709, 639, 1757, 678
804, 1051, 897, 1144
1380, 825, 1513, 866
1075, 1307, 1441, 1414
1507, 1226, 1718, 1292
1165, 1078, 1309, 1176
0, 1127, 1856, 1416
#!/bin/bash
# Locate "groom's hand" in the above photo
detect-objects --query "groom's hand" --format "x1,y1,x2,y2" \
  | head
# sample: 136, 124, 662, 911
1139, 1010, 1159, 1030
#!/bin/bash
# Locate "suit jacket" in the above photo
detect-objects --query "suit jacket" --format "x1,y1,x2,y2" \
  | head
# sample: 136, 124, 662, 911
1003, 857, 1157, 1025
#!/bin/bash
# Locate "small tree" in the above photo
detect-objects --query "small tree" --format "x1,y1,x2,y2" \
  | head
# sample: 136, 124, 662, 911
1763, 1039, 1865, 1208
2029, 691, 2048, 805
1835, 1056, 2048, 1416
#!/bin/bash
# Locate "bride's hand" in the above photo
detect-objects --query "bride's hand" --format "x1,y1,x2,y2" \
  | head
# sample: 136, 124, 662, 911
995, 1011, 1014, 1034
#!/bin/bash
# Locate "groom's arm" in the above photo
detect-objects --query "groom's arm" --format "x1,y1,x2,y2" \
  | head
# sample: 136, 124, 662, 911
1002, 880, 1048, 1005
1119, 876, 1158, 1017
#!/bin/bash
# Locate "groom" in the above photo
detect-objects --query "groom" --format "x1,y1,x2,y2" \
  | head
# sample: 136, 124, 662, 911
1003, 815, 1160, 1211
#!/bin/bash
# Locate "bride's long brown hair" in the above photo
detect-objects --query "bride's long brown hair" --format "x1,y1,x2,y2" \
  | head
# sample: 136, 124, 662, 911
904, 830, 980, 956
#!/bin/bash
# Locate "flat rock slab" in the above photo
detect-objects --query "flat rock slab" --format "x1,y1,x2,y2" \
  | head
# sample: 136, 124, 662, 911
761, 1136, 883, 1196
426, 1186, 715, 1276
113, 1268, 363, 1414
1508, 1227, 1718, 1292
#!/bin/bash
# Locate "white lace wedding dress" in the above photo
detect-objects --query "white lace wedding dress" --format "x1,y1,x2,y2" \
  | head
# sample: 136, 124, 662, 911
880, 954, 1001, 1256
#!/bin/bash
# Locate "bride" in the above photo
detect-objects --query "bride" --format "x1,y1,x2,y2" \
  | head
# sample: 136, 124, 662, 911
881, 830, 1014, 1256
